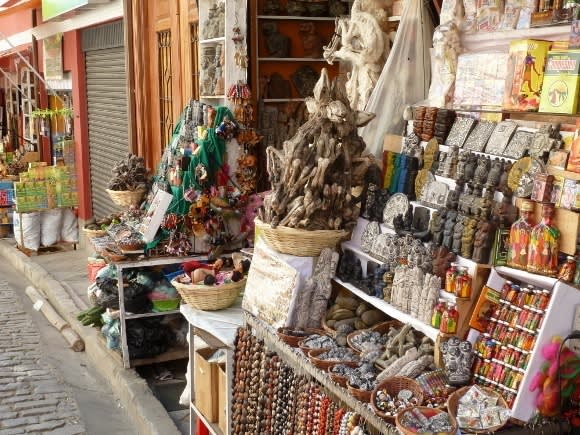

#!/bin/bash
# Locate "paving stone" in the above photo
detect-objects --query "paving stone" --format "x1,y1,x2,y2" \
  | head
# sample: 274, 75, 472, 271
13, 399, 59, 410
43, 424, 86, 435
0, 411, 18, 419
34, 382, 64, 394
2, 395, 33, 404
0, 428, 25, 434
23, 420, 66, 432
19, 406, 57, 417
1, 416, 39, 428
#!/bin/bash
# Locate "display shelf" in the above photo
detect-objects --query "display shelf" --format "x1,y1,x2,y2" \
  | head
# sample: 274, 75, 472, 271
333, 277, 440, 340
262, 98, 305, 102
244, 313, 397, 434
125, 309, 182, 320
258, 57, 326, 61
200, 95, 226, 99
256, 15, 336, 20
494, 265, 558, 290
341, 240, 386, 267
461, 24, 571, 51
131, 345, 189, 367
191, 401, 222, 435
200, 36, 226, 44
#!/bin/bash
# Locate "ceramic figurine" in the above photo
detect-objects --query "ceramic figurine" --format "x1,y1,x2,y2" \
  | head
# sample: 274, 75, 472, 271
299, 22, 323, 58
263, 22, 290, 57
455, 152, 468, 182
451, 214, 465, 254
493, 190, 518, 228
442, 145, 459, 178
473, 155, 491, 187
507, 199, 535, 270
457, 184, 474, 216
472, 214, 495, 264
486, 158, 503, 189
441, 337, 474, 386
527, 203, 560, 277
464, 152, 478, 182
498, 160, 512, 193
460, 216, 478, 259
442, 210, 458, 250
430, 210, 446, 245
446, 182, 463, 211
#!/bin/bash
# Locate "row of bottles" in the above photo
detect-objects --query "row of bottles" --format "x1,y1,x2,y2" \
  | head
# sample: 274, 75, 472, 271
431, 301, 458, 334
444, 263, 472, 298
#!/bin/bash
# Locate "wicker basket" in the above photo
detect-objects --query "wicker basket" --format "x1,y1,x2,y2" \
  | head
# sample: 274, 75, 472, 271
308, 348, 359, 371
346, 320, 403, 352
106, 188, 146, 207
371, 377, 425, 423
321, 317, 338, 338
396, 406, 458, 435
171, 277, 245, 311
447, 386, 509, 433
254, 218, 350, 257
277, 328, 325, 348
83, 227, 107, 240
347, 381, 373, 403
327, 362, 360, 388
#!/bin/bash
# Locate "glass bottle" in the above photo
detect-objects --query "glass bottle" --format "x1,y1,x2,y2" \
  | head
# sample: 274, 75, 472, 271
501, 280, 513, 300
431, 299, 446, 329
527, 203, 560, 277
507, 199, 535, 270
455, 267, 472, 298
445, 263, 458, 293
441, 304, 458, 334
557, 256, 577, 282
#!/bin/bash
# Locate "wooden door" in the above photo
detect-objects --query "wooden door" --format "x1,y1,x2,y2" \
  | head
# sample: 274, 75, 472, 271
126, 0, 199, 169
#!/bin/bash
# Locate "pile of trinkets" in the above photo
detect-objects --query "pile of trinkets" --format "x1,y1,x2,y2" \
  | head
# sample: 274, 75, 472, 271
315, 348, 360, 363
416, 370, 456, 409
233, 327, 372, 434
374, 388, 420, 417
300, 334, 338, 350
456, 386, 510, 431
346, 363, 379, 392
398, 408, 455, 434
349, 329, 388, 351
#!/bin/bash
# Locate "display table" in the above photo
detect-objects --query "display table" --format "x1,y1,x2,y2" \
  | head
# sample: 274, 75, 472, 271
180, 301, 244, 435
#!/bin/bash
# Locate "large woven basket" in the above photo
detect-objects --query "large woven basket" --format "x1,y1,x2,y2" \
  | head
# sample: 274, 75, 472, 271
254, 218, 350, 257
83, 227, 107, 240
171, 277, 245, 311
347, 381, 373, 403
371, 377, 424, 423
447, 385, 509, 433
396, 406, 458, 435
346, 320, 403, 352
106, 188, 146, 207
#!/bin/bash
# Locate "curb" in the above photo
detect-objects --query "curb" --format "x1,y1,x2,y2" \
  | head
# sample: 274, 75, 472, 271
0, 240, 181, 435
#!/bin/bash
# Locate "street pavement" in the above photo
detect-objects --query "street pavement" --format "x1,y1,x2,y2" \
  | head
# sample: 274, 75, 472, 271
0, 260, 136, 435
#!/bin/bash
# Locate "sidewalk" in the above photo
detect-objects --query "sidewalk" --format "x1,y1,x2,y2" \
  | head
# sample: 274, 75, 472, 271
0, 240, 182, 435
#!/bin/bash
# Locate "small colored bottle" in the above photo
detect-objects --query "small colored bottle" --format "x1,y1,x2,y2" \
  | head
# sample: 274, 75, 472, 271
558, 256, 577, 282
445, 263, 458, 293
431, 299, 446, 329
506, 284, 520, 304
501, 280, 513, 300
440, 303, 458, 334
455, 267, 472, 298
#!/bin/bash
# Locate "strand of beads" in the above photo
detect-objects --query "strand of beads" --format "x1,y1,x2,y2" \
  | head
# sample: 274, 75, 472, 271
244, 337, 262, 433
333, 408, 346, 435
231, 328, 250, 433
339, 412, 354, 435
284, 372, 299, 434
317, 396, 331, 435
294, 377, 311, 434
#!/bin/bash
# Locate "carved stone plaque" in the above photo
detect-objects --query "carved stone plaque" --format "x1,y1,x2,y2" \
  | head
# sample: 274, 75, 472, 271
504, 130, 533, 159
382, 193, 409, 229
445, 117, 477, 148
464, 120, 496, 152
485, 121, 517, 156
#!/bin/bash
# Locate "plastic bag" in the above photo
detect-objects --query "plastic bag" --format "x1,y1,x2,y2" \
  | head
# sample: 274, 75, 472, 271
40, 208, 63, 247
359, 0, 434, 158
13, 211, 41, 251
60, 208, 78, 243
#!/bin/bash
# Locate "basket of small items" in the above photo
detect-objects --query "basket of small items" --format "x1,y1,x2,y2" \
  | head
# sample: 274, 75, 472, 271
396, 406, 458, 435
105, 153, 149, 207
171, 256, 251, 311
327, 362, 361, 388
371, 376, 424, 423
308, 347, 360, 371
277, 328, 326, 348
447, 385, 510, 433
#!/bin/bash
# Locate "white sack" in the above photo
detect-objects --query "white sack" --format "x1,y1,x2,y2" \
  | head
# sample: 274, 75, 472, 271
61, 209, 79, 243
40, 208, 63, 247
13, 211, 41, 251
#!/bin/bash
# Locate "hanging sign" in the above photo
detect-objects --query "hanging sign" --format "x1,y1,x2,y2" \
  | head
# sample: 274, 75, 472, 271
42, 0, 89, 21
43, 34, 63, 81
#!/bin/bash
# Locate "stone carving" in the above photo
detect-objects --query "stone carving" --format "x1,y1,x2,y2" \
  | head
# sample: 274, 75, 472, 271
430, 210, 445, 245
442, 210, 458, 250
472, 218, 496, 264
263, 22, 290, 57
441, 337, 474, 386
451, 214, 465, 253
291, 65, 319, 98
460, 216, 478, 259
299, 22, 324, 58
428, 23, 461, 108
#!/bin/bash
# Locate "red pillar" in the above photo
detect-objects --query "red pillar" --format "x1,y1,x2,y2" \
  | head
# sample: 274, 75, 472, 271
68, 29, 92, 220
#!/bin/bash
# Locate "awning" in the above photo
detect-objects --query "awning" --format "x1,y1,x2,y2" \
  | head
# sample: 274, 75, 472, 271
0, 0, 40, 18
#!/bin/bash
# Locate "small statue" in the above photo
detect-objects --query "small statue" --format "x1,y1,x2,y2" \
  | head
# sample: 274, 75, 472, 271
464, 152, 478, 182
362, 182, 378, 220
430, 210, 446, 245
202, 3, 219, 40
299, 22, 323, 58
458, 184, 474, 215
442, 210, 458, 250
432, 245, 456, 281
452, 214, 465, 254
217, 3, 225, 37
411, 207, 431, 240
469, 185, 483, 216
441, 337, 474, 386
455, 151, 468, 182
263, 22, 290, 57
527, 203, 560, 277
267, 73, 291, 99
493, 190, 518, 228
263, 0, 282, 15
383, 270, 394, 302
461, 216, 479, 259
286, 0, 307, 15
472, 216, 496, 264
507, 199, 535, 270
479, 189, 494, 220
446, 182, 463, 211
486, 158, 503, 189
498, 160, 513, 193
442, 145, 459, 178
558, 256, 577, 283
473, 155, 490, 187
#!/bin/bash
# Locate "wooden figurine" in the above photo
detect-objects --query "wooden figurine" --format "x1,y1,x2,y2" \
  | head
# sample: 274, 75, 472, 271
472, 213, 496, 264
507, 199, 535, 270
299, 22, 323, 58
461, 216, 478, 258
442, 210, 458, 250
262, 22, 290, 57
527, 203, 560, 276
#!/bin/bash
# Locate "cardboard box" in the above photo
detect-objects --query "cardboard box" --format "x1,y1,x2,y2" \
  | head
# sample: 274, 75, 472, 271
503, 39, 552, 111
194, 348, 219, 423
218, 363, 227, 434
539, 50, 580, 114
